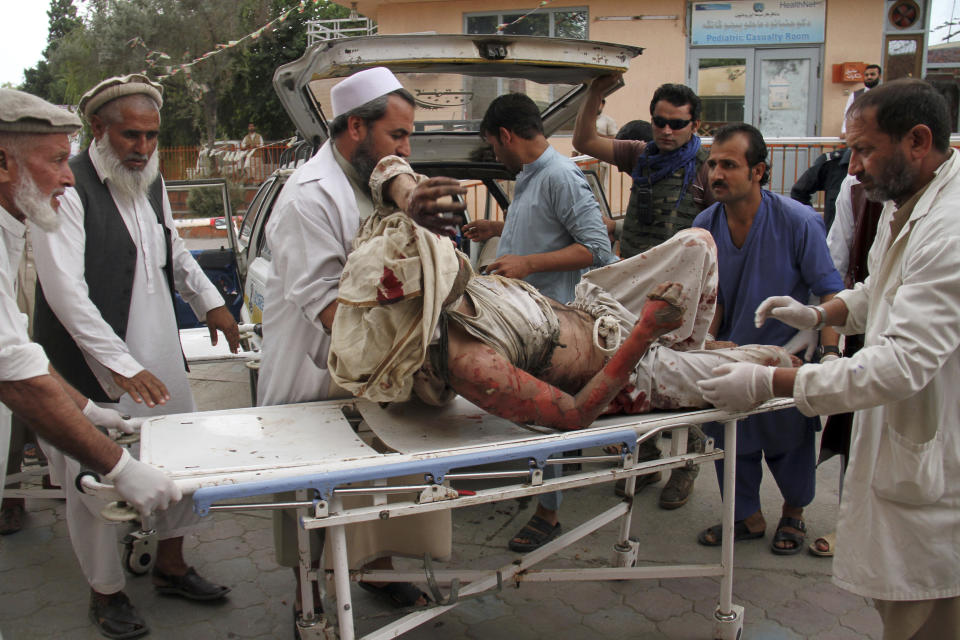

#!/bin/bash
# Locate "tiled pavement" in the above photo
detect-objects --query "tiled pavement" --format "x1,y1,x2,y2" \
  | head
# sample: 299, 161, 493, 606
0, 361, 882, 639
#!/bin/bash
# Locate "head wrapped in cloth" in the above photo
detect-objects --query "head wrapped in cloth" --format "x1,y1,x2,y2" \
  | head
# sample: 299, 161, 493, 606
328, 213, 467, 402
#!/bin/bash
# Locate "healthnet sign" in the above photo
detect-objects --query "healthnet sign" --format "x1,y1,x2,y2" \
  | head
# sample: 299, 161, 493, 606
691, 1, 826, 46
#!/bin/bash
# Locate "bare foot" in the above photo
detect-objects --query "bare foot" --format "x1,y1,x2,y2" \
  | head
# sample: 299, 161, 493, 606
643, 282, 685, 333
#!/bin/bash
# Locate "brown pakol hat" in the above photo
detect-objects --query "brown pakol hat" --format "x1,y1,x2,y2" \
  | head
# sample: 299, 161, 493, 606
79, 73, 163, 120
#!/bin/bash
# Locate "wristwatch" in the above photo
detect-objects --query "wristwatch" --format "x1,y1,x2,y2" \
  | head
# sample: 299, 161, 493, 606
818, 344, 841, 362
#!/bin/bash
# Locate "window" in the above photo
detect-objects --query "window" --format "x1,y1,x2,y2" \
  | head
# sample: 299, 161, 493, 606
464, 8, 588, 131
465, 8, 587, 39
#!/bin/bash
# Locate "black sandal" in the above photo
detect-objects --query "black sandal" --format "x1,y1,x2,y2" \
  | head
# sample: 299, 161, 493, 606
771, 516, 806, 555
358, 582, 430, 608
508, 514, 562, 552
697, 520, 765, 546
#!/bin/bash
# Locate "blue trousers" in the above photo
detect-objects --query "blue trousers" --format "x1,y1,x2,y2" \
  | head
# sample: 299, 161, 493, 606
712, 427, 816, 521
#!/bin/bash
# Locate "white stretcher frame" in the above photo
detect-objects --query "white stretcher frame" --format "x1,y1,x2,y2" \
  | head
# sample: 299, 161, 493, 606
81, 396, 797, 640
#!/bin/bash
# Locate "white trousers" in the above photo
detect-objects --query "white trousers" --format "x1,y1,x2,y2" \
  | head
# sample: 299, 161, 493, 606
39, 438, 201, 594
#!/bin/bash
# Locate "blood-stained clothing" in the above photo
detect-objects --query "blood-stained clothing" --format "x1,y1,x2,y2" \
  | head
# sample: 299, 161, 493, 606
258, 143, 450, 571
424, 228, 791, 414
793, 149, 960, 601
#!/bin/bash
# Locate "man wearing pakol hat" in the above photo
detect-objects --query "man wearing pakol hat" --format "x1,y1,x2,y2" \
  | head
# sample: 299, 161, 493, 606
30, 75, 236, 639
258, 66, 465, 619
0, 87, 183, 633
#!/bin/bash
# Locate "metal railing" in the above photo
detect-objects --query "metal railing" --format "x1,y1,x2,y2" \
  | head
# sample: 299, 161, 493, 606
576, 137, 847, 218
159, 136, 960, 221
159, 143, 296, 185
306, 17, 377, 46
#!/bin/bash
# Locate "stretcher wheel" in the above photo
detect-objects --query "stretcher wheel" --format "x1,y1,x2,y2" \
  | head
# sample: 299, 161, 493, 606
122, 530, 158, 575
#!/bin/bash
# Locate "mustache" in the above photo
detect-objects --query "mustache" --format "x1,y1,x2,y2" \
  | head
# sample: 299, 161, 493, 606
125, 153, 149, 163
711, 181, 726, 189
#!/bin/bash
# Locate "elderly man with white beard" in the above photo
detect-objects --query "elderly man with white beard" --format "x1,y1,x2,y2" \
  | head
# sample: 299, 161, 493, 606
0, 88, 184, 638
30, 75, 237, 639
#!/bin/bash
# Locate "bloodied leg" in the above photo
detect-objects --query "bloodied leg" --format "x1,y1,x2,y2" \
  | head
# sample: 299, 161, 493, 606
446, 283, 686, 430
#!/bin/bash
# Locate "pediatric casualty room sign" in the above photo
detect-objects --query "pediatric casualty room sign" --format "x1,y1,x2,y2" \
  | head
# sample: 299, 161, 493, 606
691, 1, 826, 46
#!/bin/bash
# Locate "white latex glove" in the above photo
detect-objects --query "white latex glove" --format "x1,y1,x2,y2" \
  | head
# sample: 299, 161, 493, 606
83, 399, 145, 435
105, 449, 182, 515
697, 363, 775, 412
754, 296, 819, 330
782, 329, 819, 362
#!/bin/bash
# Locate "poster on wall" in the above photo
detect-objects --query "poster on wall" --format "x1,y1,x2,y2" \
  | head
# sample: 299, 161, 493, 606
691, 1, 826, 46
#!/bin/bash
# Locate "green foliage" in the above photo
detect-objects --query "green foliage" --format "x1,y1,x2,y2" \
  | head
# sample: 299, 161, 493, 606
20, 0, 356, 147
217, 1, 351, 141
184, 181, 246, 219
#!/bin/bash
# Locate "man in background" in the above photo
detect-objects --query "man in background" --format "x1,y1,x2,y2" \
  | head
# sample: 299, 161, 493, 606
573, 76, 713, 509
841, 63, 881, 137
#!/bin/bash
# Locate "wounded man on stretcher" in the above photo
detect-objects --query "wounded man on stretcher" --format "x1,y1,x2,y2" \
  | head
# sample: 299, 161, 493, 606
328, 161, 795, 431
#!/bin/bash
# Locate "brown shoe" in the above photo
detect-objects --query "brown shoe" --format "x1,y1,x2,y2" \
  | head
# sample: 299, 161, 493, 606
0, 502, 25, 535
659, 468, 696, 510
614, 471, 662, 498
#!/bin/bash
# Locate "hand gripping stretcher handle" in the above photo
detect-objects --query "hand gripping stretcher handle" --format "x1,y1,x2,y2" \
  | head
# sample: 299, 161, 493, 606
76, 470, 155, 529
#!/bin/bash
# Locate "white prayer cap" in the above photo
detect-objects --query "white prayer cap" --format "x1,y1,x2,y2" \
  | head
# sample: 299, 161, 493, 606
331, 67, 404, 118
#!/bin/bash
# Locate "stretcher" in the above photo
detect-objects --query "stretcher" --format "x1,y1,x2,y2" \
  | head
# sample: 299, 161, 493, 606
82, 395, 797, 640
3, 327, 261, 505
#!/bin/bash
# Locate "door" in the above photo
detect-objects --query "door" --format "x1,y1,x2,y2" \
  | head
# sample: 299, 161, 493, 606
689, 49, 753, 136
689, 48, 821, 136
755, 49, 821, 137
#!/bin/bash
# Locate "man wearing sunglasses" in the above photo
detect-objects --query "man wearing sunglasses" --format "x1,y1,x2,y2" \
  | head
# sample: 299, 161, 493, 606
574, 75, 713, 510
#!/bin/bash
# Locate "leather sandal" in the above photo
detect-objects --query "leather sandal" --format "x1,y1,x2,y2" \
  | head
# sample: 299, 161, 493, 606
771, 516, 806, 555
508, 514, 562, 552
152, 566, 230, 601
89, 590, 148, 640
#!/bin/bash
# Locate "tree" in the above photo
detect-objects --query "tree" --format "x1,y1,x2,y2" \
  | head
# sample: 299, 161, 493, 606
21, 0, 360, 148
21, 0, 83, 102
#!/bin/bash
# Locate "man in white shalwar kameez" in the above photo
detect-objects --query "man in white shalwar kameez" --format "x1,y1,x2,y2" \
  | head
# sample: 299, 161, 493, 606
0, 88, 183, 640
258, 67, 466, 617
699, 79, 960, 640
31, 75, 239, 639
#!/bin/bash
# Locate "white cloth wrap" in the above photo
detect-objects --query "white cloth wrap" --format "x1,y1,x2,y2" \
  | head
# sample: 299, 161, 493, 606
329, 212, 462, 403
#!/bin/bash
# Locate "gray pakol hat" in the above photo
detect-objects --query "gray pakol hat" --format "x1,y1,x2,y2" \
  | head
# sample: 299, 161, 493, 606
79, 73, 164, 120
0, 89, 82, 134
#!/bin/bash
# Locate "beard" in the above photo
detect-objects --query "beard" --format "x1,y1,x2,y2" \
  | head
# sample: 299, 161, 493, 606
860, 148, 917, 203
350, 134, 380, 194
94, 134, 160, 200
864, 77, 880, 89
13, 169, 61, 232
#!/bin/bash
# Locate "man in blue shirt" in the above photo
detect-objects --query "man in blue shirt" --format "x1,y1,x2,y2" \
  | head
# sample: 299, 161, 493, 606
462, 93, 615, 303
693, 124, 842, 554
462, 92, 615, 551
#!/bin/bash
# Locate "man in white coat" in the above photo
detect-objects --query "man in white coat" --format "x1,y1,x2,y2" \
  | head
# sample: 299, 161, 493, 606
699, 78, 960, 639
0, 88, 183, 638
31, 76, 237, 639
258, 67, 465, 619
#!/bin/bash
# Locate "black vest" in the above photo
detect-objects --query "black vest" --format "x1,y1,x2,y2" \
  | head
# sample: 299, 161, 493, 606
33, 149, 178, 402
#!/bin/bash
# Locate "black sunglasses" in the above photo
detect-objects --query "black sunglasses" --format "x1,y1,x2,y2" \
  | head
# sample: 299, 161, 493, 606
652, 115, 693, 130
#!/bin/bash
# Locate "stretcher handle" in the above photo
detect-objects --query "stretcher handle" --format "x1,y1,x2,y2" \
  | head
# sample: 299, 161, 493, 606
77, 471, 142, 523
